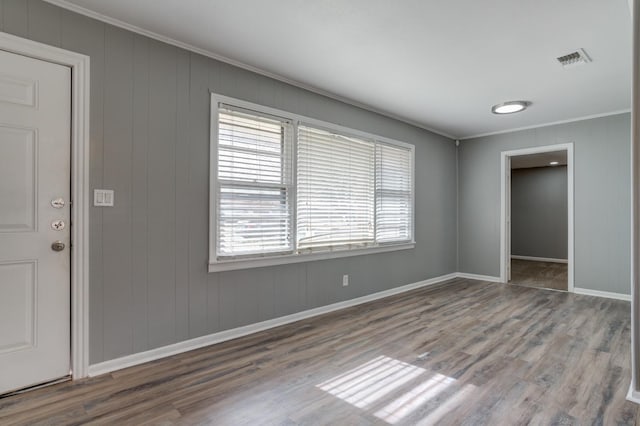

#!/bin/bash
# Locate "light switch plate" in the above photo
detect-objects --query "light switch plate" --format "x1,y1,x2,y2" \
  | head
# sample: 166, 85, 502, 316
94, 189, 114, 207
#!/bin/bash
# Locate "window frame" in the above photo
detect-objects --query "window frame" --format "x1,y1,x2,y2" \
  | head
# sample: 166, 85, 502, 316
375, 141, 415, 244
215, 104, 295, 259
209, 94, 415, 272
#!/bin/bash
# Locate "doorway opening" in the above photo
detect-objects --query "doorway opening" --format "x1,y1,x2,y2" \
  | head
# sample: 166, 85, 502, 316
500, 144, 574, 292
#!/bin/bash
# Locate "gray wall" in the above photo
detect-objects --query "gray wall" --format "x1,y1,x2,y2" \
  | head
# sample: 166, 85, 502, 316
459, 113, 631, 294
0, 0, 457, 364
511, 166, 568, 260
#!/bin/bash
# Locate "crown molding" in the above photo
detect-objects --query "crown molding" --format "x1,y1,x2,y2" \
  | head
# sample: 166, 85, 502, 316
460, 109, 632, 140
42, 0, 456, 140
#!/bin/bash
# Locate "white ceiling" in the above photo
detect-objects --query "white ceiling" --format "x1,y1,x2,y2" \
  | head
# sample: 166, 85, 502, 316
49, 0, 632, 139
511, 151, 567, 169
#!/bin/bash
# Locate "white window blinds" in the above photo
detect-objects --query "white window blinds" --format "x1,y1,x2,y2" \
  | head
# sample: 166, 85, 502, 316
216, 105, 293, 258
212, 96, 415, 267
297, 126, 375, 251
376, 143, 413, 243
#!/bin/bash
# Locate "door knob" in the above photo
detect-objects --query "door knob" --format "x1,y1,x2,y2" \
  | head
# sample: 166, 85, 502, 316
51, 241, 65, 252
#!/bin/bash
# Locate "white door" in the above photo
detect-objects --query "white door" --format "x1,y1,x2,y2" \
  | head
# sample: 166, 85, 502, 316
0, 49, 71, 394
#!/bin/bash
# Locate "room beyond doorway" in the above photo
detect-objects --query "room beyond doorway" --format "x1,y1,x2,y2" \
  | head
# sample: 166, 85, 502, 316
509, 151, 568, 291
500, 143, 574, 292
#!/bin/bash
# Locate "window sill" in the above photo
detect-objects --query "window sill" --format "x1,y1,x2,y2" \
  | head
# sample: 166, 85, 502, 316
208, 242, 415, 272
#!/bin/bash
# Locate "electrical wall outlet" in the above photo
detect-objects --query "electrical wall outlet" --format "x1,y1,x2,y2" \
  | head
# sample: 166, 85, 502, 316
342, 274, 349, 287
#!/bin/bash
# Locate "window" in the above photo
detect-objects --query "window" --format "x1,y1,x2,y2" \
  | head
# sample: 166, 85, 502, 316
297, 126, 376, 252
211, 96, 414, 271
376, 143, 413, 243
216, 106, 293, 258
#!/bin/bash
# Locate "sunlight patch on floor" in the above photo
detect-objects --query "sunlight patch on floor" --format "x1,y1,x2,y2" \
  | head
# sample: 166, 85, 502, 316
317, 355, 476, 424
317, 356, 425, 409
374, 372, 456, 423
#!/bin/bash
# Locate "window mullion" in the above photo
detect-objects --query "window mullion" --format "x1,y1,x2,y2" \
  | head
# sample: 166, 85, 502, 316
373, 141, 378, 245
218, 179, 291, 191
291, 120, 299, 254
219, 144, 284, 158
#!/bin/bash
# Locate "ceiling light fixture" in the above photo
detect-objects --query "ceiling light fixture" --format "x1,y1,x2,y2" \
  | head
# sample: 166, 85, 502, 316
491, 101, 531, 115
550, 161, 559, 166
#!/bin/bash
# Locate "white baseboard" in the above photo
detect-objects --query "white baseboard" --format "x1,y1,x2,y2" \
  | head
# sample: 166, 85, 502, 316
456, 272, 502, 283
88, 272, 458, 377
573, 287, 631, 301
511, 255, 568, 264
87, 272, 630, 377
628, 384, 640, 404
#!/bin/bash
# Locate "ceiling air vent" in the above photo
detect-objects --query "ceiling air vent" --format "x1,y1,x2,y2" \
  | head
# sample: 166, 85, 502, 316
556, 48, 592, 68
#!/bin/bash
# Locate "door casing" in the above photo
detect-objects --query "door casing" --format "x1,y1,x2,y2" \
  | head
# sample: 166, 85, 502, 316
499, 143, 574, 292
0, 31, 90, 379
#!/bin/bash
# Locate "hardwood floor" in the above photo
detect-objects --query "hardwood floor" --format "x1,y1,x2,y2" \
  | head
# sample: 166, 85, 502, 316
510, 259, 568, 291
0, 278, 636, 425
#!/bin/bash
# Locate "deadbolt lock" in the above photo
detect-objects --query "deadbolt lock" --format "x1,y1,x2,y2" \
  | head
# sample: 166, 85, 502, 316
51, 241, 65, 252
51, 220, 65, 231
51, 198, 65, 209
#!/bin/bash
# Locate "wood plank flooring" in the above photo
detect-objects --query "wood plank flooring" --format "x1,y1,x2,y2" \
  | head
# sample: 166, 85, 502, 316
0, 278, 636, 425
511, 259, 568, 291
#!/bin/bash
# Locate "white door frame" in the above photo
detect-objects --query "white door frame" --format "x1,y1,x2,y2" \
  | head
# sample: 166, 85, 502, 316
499, 143, 574, 292
628, 0, 640, 405
0, 31, 90, 379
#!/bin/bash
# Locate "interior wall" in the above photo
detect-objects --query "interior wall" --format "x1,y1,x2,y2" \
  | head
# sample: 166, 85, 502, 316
459, 113, 631, 295
511, 166, 568, 260
0, 0, 457, 364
